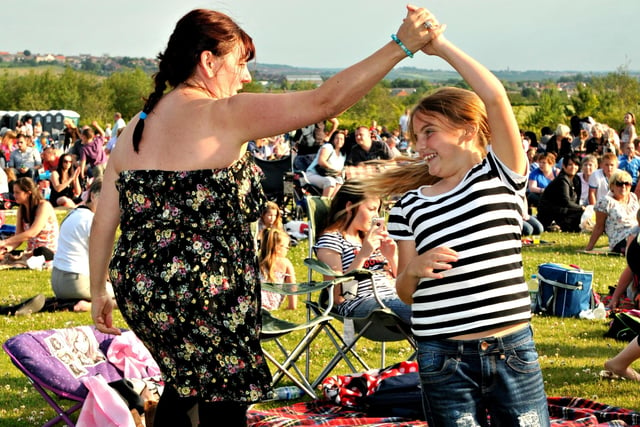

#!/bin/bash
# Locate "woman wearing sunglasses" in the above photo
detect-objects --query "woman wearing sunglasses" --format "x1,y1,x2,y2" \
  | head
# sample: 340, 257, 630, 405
585, 170, 639, 254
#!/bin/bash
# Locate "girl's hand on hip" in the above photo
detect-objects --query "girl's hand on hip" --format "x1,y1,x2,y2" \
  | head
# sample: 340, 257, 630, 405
408, 246, 458, 279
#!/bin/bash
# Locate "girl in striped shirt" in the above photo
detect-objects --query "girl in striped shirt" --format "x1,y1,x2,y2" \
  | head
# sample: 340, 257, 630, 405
368, 10, 549, 426
315, 180, 410, 325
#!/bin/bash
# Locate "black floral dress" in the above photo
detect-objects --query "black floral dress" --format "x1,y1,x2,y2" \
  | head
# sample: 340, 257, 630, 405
108, 153, 272, 402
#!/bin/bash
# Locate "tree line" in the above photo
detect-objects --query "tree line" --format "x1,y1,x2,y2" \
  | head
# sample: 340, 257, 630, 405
0, 66, 638, 136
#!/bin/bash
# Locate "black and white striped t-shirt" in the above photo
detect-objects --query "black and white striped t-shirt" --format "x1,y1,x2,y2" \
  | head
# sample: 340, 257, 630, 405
315, 231, 398, 316
388, 150, 531, 340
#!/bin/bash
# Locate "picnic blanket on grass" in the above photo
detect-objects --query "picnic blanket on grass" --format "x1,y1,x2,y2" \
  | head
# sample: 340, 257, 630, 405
248, 400, 425, 426
247, 397, 640, 426
578, 248, 623, 256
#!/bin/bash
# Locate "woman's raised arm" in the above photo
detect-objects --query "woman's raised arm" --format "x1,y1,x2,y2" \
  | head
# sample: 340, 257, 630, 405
225, 5, 440, 144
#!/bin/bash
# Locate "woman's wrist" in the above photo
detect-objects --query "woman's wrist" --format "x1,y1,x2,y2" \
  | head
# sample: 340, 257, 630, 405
390, 34, 414, 58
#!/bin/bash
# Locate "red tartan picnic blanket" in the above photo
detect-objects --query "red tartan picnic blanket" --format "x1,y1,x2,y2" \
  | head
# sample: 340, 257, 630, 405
252, 362, 422, 426
247, 401, 424, 426
247, 397, 640, 426
248, 361, 640, 426
547, 397, 640, 426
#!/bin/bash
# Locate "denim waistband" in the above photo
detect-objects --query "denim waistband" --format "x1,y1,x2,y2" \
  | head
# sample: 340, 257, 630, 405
419, 324, 533, 355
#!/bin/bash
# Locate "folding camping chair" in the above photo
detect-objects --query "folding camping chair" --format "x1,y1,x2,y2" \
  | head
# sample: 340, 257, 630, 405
3, 326, 160, 427
260, 277, 369, 398
253, 155, 298, 221
305, 195, 417, 370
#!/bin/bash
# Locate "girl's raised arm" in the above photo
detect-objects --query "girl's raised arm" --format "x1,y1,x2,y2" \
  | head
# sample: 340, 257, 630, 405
421, 27, 525, 175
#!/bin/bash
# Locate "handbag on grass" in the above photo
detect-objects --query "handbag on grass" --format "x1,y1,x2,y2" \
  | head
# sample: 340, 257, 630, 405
316, 165, 341, 177
604, 311, 640, 342
315, 150, 341, 177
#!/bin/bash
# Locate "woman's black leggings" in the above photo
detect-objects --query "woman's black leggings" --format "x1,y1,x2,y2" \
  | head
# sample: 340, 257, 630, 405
153, 385, 248, 427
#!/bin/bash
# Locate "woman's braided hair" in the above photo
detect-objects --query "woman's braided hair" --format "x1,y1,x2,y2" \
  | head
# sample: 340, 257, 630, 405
132, 9, 255, 152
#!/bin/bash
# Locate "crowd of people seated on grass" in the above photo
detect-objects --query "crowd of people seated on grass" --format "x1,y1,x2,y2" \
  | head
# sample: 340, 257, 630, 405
244, 109, 640, 257
0, 179, 113, 314
0, 112, 127, 312
4, 122, 638, 319
1, 106, 638, 266
519, 113, 639, 248
1, 112, 126, 210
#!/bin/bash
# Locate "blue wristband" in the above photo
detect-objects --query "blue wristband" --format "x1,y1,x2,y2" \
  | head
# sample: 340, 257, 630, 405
391, 34, 413, 58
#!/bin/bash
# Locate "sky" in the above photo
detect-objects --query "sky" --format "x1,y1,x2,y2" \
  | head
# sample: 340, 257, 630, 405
2, 0, 638, 73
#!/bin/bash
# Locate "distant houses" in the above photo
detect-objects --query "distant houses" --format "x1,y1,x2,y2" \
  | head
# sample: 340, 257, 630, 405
285, 74, 323, 86
35, 54, 56, 63
0, 50, 156, 73
390, 88, 417, 97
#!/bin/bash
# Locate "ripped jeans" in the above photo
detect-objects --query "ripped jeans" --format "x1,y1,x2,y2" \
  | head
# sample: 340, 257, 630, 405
417, 325, 549, 427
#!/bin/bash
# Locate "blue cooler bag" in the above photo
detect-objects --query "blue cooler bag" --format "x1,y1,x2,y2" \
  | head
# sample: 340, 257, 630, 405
535, 263, 594, 317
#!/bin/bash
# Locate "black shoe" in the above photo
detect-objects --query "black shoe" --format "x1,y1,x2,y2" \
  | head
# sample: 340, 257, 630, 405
13, 294, 46, 316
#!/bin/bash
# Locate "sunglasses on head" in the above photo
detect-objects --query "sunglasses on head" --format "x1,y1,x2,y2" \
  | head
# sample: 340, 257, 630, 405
614, 181, 632, 187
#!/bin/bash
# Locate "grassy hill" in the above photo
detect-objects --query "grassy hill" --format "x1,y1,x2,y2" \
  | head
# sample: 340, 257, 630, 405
254, 63, 639, 83
5, 60, 637, 83
0, 65, 67, 75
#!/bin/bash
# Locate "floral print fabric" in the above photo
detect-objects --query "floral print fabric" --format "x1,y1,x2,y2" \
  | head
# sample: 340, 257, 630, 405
24, 210, 58, 253
595, 193, 639, 250
109, 153, 272, 402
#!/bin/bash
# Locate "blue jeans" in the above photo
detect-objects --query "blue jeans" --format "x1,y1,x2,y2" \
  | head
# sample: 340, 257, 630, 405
417, 325, 549, 426
523, 216, 544, 236
348, 297, 411, 325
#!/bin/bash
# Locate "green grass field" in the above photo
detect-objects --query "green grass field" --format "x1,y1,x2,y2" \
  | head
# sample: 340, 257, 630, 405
0, 65, 67, 75
0, 210, 637, 425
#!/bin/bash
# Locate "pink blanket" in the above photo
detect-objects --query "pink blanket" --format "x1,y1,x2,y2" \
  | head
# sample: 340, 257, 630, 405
106, 331, 161, 379
77, 375, 136, 427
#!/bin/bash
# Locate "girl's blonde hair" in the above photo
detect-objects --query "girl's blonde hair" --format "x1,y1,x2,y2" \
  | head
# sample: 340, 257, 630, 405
259, 228, 290, 282
365, 87, 490, 198
362, 158, 439, 199
581, 154, 598, 168
260, 201, 283, 230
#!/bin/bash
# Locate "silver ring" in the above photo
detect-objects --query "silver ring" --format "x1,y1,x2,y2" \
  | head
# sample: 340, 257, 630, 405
424, 20, 433, 29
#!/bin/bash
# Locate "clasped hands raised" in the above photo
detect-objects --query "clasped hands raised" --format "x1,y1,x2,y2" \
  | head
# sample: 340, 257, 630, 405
396, 4, 447, 56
